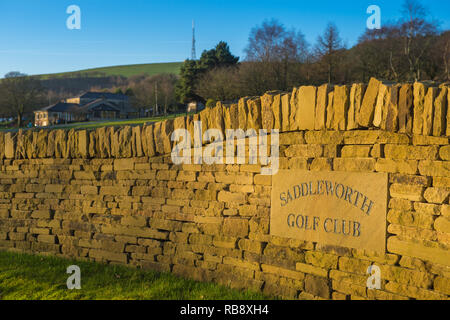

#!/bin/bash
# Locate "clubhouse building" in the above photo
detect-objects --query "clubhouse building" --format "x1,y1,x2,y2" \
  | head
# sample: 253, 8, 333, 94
34, 92, 138, 127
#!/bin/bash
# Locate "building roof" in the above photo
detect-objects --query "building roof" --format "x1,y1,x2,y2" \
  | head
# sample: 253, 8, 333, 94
35, 93, 133, 114
78, 92, 129, 102
76, 98, 120, 113
36, 102, 80, 113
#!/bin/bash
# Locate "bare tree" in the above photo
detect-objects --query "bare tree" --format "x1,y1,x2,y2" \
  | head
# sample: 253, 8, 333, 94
400, 0, 439, 81
158, 74, 178, 115
442, 32, 450, 81
195, 67, 240, 101
130, 74, 178, 116
244, 19, 309, 91
315, 23, 344, 84
0, 72, 44, 127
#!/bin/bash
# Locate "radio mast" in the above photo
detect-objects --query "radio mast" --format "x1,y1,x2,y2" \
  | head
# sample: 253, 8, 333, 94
191, 20, 197, 60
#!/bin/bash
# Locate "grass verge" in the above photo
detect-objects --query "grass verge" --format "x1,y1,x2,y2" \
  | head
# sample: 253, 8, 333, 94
0, 251, 270, 300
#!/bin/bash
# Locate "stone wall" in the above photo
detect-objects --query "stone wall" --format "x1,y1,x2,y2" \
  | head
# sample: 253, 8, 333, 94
0, 78, 449, 300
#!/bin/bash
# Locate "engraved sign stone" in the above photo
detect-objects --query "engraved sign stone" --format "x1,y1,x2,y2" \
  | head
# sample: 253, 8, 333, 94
271, 170, 388, 253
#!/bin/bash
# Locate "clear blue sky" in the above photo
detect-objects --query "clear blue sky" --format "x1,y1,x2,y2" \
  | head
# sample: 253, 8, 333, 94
0, 0, 449, 77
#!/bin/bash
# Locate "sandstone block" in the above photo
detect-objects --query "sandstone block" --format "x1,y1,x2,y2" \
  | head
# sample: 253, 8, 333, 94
142, 124, 156, 157
279, 132, 305, 145
281, 93, 291, 132
447, 85, 450, 136
237, 98, 249, 131
261, 91, 281, 130
296, 263, 328, 278
229, 103, 239, 130
246, 97, 262, 130
315, 84, 330, 130
385, 84, 400, 131
413, 135, 449, 146
434, 276, 450, 295
418, 160, 450, 178
209, 103, 225, 134
89, 249, 127, 263
114, 158, 134, 171
387, 236, 449, 266
261, 264, 304, 280
325, 90, 335, 129
413, 82, 428, 135
5, 132, 15, 159
341, 145, 371, 158
424, 187, 449, 204
347, 83, 365, 130
384, 145, 439, 160
375, 159, 418, 175
434, 217, 450, 233
295, 86, 317, 130
304, 275, 330, 299
218, 191, 246, 204
390, 184, 424, 201
333, 158, 375, 172
398, 84, 414, 133
131, 125, 143, 157
305, 251, 338, 269
223, 218, 249, 238
238, 239, 263, 254
440, 146, 450, 161
332, 85, 349, 130
373, 83, 390, 128
81, 186, 98, 195
358, 77, 381, 127
422, 87, 438, 136
37, 234, 56, 244
433, 87, 448, 136
284, 144, 323, 158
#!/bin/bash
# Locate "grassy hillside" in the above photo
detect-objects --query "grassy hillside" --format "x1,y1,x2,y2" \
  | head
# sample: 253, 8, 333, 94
36, 62, 183, 79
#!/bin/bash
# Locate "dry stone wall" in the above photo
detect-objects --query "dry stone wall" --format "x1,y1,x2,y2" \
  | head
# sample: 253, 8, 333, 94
0, 78, 449, 300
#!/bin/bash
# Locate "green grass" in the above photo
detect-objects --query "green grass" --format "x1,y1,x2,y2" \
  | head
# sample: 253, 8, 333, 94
0, 251, 270, 300
36, 62, 183, 79
52, 114, 186, 130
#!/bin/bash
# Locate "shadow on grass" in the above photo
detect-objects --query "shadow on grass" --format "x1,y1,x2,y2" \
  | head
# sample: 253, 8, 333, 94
0, 251, 273, 300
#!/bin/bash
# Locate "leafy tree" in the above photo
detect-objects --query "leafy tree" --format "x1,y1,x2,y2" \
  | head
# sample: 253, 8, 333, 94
205, 99, 216, 109
198, 41, 239, 70
0, 72, 44, 127
176, 42, 239, 104
124, 88, 134, 96
175, 59, 202, 104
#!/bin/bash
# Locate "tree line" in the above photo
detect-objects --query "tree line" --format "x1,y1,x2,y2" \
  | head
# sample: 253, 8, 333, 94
0, 0, 448, 127
0, 72, 180, 127
177, 0, 450, 105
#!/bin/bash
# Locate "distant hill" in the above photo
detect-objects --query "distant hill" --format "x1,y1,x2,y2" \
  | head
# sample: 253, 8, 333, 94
36, 62, 183, 79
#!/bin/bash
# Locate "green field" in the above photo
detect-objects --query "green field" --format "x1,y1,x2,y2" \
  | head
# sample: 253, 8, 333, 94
36, 62, 183, 79
0, 251, 270, 300
52, 114, 187, 130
